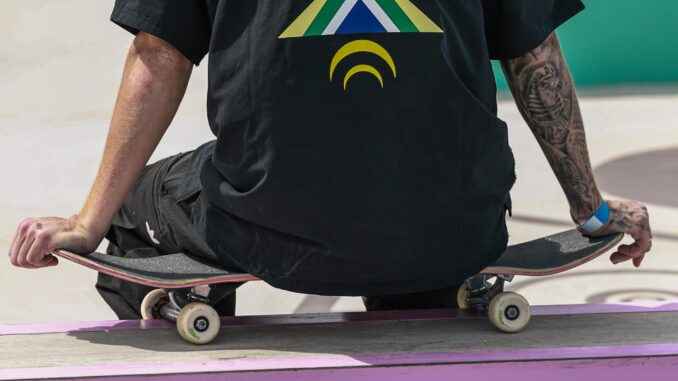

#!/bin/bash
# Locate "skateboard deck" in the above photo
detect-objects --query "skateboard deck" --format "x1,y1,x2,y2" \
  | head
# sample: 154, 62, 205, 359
54, 229, 622, 289
482, 229, 623, 276
54, 250, 259, 288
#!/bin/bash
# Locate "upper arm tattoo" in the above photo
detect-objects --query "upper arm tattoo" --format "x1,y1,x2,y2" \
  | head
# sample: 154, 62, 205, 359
501, 33, 602, 222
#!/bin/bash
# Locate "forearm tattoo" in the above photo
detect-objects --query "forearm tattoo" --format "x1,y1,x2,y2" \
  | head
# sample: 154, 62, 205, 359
501, 33, 602, 223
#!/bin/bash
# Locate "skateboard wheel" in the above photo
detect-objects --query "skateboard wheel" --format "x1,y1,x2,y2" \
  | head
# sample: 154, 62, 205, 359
456, 284, 469, 309
141, 289, 169, 320
176, 303, 220, 345
488, 292, 531, 333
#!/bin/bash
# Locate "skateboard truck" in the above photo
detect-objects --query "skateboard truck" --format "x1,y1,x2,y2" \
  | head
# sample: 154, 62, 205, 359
142, 285, 221, 345
457, 273, 531, 333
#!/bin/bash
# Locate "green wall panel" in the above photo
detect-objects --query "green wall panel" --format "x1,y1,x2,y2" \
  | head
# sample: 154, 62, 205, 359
493, 0, 678, 89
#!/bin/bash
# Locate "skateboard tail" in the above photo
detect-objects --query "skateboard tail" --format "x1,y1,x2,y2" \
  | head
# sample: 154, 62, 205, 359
481, 233, 623, 276
52, 250, 259, 289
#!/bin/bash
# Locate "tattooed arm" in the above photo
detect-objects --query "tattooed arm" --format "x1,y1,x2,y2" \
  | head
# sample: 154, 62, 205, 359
501, 32, 652, 266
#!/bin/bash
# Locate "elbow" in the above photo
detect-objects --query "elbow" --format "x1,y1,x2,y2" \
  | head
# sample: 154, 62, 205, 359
128, 32, 193, 75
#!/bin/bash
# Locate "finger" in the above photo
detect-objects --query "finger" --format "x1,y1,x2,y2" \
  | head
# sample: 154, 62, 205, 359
33, 249, 58, 267
617, 243, 647, 259
616, 244, 640, 258
631, 229, 653, 251
9, 219, 31, 261
36, 254, 59, 268
610, 247, 643, 262
610, 246, 650, 265
26, 230, 52, 267
15, 235, 38, 269
610, 251, 631, 264
46, 256, 59, 267
8, 227, 18, 257
10, 232, 26, 266
628, 225, 653, 252
624, 237, 652, 257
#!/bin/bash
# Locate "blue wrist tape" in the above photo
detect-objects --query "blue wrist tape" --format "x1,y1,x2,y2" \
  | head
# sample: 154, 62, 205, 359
579, 201, 610, 233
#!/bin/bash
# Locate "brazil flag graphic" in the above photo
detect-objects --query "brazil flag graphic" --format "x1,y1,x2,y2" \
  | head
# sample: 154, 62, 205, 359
279, 0, 443, 38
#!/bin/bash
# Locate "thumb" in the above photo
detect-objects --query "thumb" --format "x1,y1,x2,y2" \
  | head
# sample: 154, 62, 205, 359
37, 255, 59, 267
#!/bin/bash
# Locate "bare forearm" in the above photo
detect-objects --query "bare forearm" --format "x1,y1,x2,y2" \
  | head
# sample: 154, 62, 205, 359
79, 33, 193, 237
501, 33, 602, 223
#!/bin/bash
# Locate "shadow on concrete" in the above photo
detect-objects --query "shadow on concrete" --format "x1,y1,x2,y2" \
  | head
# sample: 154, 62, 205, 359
595, 146, 678, 208
64, 312, 499, 354
510, 269, 678, 304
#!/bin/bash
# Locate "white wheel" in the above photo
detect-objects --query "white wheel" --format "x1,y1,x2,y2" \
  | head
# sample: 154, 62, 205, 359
176, 303, 220, 345
488, 292, 531, 333
456, 284, 469, 309
141, 289, 168, 320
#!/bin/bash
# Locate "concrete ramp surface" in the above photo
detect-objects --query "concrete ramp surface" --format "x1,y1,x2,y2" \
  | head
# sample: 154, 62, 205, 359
2, 303, 678, 380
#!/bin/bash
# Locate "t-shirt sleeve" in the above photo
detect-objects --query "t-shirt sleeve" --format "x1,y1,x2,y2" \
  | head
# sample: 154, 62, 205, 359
482, 0, 585, 60
110, 0, 211, 66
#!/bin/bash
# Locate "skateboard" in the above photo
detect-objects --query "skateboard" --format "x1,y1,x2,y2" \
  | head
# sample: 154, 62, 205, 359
54, 229, 623, 344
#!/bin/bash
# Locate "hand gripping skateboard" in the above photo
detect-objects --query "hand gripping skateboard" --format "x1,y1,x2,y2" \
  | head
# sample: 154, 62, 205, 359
455, 229, 622, 333
54, 229, 622, 344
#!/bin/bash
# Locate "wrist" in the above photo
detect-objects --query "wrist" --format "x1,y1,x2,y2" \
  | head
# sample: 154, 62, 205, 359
570, 190, 604, 224
577, 200, 610, 233
72, 212, 108, 242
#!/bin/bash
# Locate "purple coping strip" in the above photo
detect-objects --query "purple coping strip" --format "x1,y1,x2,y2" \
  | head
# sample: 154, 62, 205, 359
104, 356, 678, 381
4, 343, 678, 380
2, 302, 677, 336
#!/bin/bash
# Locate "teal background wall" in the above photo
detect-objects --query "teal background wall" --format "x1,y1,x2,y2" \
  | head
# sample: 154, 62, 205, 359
494, 0, 678, 89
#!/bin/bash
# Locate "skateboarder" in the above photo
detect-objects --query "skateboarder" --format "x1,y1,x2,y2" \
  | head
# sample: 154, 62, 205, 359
9, 1, 652, 318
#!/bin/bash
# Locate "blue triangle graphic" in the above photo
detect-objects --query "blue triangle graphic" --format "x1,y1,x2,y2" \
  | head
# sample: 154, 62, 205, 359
336, 0, 387, 35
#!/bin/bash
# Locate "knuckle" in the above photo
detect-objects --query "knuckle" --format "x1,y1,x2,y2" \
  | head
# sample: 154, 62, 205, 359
629, 226, 641, 238
34, 230, 51, 243
19, 219, 33, 232
26, 227, 37, 240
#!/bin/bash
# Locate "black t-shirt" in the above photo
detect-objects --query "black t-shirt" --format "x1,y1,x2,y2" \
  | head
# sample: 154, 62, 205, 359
111, 0, 584, 296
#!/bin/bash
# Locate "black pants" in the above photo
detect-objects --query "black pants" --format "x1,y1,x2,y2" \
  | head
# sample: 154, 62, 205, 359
96, 143, 461, 319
